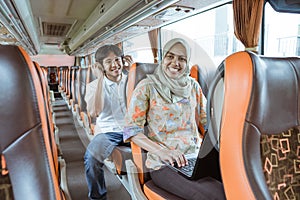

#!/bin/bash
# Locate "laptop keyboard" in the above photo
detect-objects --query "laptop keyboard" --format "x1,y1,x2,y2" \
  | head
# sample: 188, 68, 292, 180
176, 157, 197, 173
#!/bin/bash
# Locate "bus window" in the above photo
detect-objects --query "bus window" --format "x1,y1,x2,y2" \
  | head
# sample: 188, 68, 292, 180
264, 3, 300, 57
123, 32, 154, 63
161, 3, 244, 67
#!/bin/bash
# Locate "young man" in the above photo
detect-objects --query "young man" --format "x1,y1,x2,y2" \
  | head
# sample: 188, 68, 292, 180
84, 44, 133, 200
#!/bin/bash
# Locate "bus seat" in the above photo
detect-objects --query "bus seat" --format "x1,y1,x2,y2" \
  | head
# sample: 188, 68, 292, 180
69, 66, 79, 110
190, 64, 217, 98
72, 66, 80, 114
58, 66, 67, 93
0, 45, 66, 200
34, 62, 62, 157
82, 65, 97, 135
217, 51, 300, 200
125, 62, 184, 200
58, 66, 64, 94
77, 67, 88, 126
34, 64, 71, 198
60, 66, 69, 99
58, 66, 63, 91
63, 66, 69, 100
110, 145, 132, 175
65, 66, 72, 106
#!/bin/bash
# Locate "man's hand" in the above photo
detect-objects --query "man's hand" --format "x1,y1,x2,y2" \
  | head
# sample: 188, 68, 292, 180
122, 55, 133, 71
91, 62, 104, 78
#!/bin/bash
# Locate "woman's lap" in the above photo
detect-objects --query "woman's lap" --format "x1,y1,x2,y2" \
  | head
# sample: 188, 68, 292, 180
150, 166, 226, 200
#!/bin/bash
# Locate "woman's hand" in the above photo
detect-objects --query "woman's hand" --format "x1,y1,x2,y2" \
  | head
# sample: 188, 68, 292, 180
155, 148, 188, 168
130, 133, 188, 167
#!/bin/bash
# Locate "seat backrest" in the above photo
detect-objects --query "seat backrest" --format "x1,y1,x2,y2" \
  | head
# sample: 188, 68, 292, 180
78, 67, 88, 115
75, 67, 80, 100
217, 51, 300, 200
33, 61, 60, 177
63, 67, 69, 93
84, 65, 97, 134
126, 62, 158, 184
66, 66, 72, 100
59, 66, 68, 92
58, 67, 62, 89
190, 64, 216, 98
70, 66, 79, 107
0, 45, 63, 200
86, 64, 97, 84
73, 66, 80, 111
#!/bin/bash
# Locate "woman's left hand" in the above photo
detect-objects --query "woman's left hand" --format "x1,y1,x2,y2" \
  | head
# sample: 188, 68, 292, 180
156, 148, 188, 168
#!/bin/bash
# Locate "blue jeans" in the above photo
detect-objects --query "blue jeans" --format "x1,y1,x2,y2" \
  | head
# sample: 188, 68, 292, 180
84, 132, 127, 200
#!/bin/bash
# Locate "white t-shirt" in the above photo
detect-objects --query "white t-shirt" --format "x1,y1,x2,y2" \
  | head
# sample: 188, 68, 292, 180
95, 75, 127, 134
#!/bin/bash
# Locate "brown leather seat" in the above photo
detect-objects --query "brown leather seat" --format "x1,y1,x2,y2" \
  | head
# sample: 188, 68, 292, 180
0, 45, 65, 200
65, 66, 72, 104
75, 67, 88, 125
34, 61, 62, 163
214, 51, 300, 199
82, 65, 97, 135
59, 66, 69, 96
70, 66, 80, 113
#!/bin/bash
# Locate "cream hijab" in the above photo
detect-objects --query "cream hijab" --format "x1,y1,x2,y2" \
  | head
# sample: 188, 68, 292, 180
147, 38, 193, 103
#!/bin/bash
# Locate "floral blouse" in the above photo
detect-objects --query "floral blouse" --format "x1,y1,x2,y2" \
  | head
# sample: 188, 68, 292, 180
124, 78, 207, 170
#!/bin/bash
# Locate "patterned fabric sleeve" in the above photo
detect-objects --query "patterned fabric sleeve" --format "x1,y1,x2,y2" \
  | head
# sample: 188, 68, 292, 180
123, 79, 150, 142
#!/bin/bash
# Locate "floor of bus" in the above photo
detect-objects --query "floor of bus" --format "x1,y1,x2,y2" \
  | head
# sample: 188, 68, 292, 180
53, 95, 131, 200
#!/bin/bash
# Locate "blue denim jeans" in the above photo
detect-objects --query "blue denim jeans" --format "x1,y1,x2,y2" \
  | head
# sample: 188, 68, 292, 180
84, 132, 127, 200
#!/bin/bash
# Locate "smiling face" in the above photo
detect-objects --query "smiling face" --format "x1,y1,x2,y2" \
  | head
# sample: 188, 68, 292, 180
162, 42, 188, 79
102, 51, 123, 82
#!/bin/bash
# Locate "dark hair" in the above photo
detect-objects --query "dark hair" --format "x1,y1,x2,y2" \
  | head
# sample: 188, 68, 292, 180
95, 45, 122, 65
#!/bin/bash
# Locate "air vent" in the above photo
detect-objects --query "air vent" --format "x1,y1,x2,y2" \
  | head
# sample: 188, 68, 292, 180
155, 5, 195, 21
42, 22, 72, 37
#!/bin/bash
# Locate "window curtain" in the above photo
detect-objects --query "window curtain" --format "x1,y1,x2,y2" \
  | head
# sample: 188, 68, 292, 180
148, 29, 159, 63
233, 0, 265, 53
1, 155, 8, 175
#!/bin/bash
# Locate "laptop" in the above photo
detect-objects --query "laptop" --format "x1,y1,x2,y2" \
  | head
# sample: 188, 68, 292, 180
164, 133, 221, 181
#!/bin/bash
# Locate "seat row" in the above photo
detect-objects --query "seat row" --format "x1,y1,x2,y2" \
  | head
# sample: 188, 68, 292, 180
0, 46, 71, 200
56, 51, 300, 199
58, 65, 96, 136
57, 61, 216, 137
56, 60, 218, 199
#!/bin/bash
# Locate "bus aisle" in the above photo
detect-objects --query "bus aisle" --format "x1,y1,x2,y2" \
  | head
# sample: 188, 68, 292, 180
52, 95, 131, 200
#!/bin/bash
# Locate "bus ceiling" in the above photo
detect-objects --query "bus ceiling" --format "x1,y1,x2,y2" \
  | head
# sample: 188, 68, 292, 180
2, 0, 299, 57
0, 0, 232, 56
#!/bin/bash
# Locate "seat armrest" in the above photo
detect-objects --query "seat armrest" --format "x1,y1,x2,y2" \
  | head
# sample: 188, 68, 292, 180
125, 159, 148, 200
111, 146, 132, 175
59, 157, 71, 200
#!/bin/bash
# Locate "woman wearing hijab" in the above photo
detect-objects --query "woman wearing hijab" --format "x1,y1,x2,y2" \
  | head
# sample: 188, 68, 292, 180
123, 38, 225, 199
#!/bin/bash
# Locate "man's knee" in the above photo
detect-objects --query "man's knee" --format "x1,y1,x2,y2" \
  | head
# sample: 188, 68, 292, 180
84, 150, 96, 166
